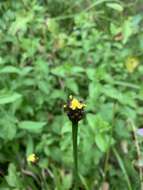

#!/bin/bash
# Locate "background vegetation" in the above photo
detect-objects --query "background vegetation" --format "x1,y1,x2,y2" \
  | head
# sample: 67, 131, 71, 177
0, 0, 143, 189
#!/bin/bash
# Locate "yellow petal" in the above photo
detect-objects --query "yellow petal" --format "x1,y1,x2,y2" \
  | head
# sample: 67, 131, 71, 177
70, 98, 85, 110
27, 153, 38, 163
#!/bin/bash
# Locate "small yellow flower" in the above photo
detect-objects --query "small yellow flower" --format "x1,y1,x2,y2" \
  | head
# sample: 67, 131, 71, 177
27, 153, 38, 163
64, 96, 86, 123
70, 98, 85, 110
125, 57, 139, 73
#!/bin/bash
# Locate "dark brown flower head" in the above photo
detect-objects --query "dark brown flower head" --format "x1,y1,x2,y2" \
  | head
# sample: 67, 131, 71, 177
64, 95, 86, 123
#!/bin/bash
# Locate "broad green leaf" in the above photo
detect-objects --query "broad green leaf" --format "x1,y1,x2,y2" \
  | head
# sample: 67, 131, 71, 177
106, 3, 123, 12
19, 121, 46, 133
71, 66, 85, 73
61, 121, 71, 134
95, 134, 114, 152
47, 19, 59, 34
51, 66, 66, 77
86, 68, 95, 80
65, 78, 79, 94
9, 12, 33, 35
99, 103, 114, 122
86, 114, 111, 133
0, 66, 33, 76
122, 18, 133, 44
95, 134, 108, 152
0, 93, 22, 105
86, 113, 96, 130
0, 66, 20, 74
89, 82, 101, 99
0, 123, 17, 140
0, 114, 17, 140
5, 163, 23, 188
102, 86, 136, 107
110, 23, 121, 35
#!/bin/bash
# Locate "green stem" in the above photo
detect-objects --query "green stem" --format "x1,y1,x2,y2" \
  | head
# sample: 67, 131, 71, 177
113, 148, 132, 190
104, 102, 117, 180
72, 121, 79, 190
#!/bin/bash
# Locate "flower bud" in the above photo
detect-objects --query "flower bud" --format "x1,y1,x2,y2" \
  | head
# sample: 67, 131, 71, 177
64, 95, 86, 123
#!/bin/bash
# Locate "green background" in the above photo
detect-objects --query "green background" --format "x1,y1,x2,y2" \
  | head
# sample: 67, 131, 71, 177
0, 0, 143, 189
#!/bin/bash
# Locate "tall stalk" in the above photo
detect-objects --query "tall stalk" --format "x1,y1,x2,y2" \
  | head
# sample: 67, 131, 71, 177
72, 121, 79, 189
64, 96, 86, 189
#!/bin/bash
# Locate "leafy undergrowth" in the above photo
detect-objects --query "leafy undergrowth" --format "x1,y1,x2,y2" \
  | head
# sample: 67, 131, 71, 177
0, 0, 143, 189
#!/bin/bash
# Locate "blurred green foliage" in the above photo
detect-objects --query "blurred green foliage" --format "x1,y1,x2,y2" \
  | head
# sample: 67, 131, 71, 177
0, 0, 143, 189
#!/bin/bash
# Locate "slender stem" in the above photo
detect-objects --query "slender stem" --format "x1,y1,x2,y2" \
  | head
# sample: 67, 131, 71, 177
113, 148, 132, 190
72, 121, 79, 190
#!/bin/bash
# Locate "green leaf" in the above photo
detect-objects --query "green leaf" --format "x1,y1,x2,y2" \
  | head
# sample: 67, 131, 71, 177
26, 135, 34, 157
110, 23, 121, 35
71, 66, 85, 73
0, 123, 17, 140
0, 93, 22, 105
95, 134, 109, 152
99, 103, 114, 122
86, 113, 96, 130
0, 66, 20, 74
9, 12, 33, 35
106, 3, 123, 12
19, 121, 46, 133
122, 18, 133, 44
62, 173, 72, 190
89, 82, 101, 99
61, 121, 71, 134
0, 66, 33, 76
5, 163, 23, 188
65, 78, 79, 94
48, 19, 59, 34
86, 68, 95, 81
86, 114, 111, 133
0, 114, 17, 140
102, 86, 136, 107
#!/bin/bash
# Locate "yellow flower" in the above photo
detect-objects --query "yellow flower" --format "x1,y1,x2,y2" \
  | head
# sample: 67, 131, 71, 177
64, 95, 86, 123
27, 153, 38, 163
70, 98, 85, 110
125, 57, 139, 73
